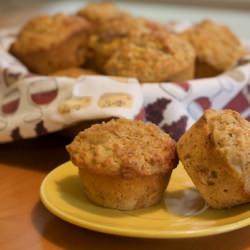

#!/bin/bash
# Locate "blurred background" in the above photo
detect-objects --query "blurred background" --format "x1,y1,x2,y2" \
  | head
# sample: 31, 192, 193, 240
0, 0, 250, 38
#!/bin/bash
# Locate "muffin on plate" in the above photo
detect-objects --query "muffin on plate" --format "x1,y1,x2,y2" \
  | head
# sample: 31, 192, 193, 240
180, 20, 243, 78
67, 119, 178, 210
104, 32, 195, 82
50, 67, 98, 77
177, 109, 250, 209
9, 14, 92, 74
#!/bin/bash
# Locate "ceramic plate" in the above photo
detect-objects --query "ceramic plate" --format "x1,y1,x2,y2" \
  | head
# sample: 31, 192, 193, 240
40, 161, 250, 238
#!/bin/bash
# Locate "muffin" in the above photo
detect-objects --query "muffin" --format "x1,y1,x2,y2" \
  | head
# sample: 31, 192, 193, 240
50, 67, 98, 77
104, 32, 195, 82
67, 119, 178, 210
77, 2, 128, 25
180, 20, 243, 78
177, 109, 250, 209
88, 15, 151, 70
89, 14, 195, 82
9, 14, 92, 74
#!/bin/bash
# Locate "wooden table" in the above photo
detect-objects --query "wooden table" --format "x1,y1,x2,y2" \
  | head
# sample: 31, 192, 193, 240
0, 134, 250, 250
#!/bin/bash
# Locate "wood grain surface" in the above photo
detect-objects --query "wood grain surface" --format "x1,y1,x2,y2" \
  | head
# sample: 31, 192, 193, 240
0, 134, 250, 250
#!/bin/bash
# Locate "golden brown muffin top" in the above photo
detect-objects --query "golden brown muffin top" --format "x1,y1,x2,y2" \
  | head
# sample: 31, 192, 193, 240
181, 20, 243, 71
10, 13, 91, 54
104, 32, 195, 82
50, 67, 98, 77
77, 2, 128, 23
89, 15, 195, 79
203, 109, 250, 189
67, 119, 177, 177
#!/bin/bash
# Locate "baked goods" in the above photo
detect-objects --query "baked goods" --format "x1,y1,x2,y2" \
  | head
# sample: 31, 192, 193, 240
77, 2, 128, 25
104, 32, 195, 82
8, 3, 244, 82
77, 2, 167, 32
9, 14, 92, 74
180, 20, 243, 78
67, 119, 177, 210
50, 67, 98, 77
88, 15, 152, 70
177, 109, 250, 208
88, 14, 195, 82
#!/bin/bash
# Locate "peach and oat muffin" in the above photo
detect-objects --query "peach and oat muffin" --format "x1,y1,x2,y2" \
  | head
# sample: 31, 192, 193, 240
88, 14, 195, 82
77, 2, 128, 25
50, 67, 98, 77
88, 15, 152, 70
181, 20, 243, 78
9, 14, 92, 74
67, 119, 177, 210
104, 32, 195, 82
177, 109, 250, 209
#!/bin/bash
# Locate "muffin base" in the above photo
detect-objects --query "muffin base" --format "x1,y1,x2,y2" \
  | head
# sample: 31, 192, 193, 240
195, 60, 221, 79
79, 168, 171, 210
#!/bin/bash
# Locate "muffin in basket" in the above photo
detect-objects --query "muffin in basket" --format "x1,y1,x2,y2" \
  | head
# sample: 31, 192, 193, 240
78, 2, 168, 33
9, 14, 92, 74
77, 2, 128, 25
89, 15, 195, 82
180, 20, 243, 78
177, 109, 250, 209
88, 15, 151, 70
104, 32, 195, 82
67, 119, 178, 210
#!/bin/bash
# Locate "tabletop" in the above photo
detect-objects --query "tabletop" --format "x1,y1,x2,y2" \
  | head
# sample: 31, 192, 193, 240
0, 133, 250, 250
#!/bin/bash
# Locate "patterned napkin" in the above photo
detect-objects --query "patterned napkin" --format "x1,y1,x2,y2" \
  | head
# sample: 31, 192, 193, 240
0, 28, 250, 143
143, 62, 250, 140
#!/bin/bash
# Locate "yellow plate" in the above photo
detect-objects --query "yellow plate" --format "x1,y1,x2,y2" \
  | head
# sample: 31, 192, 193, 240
40, 161, 250, 238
